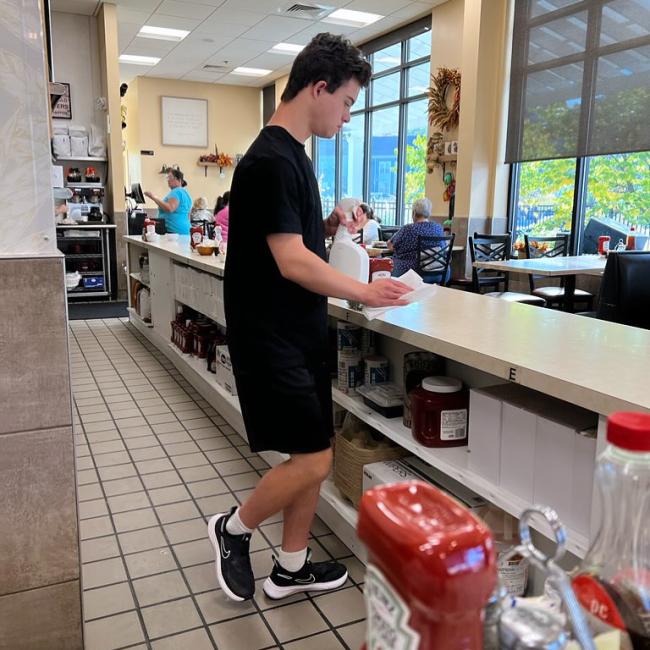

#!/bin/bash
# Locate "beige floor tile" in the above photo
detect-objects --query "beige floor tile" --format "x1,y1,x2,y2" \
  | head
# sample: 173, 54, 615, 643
119, 526, 167, 554
250, 549, 275, 579
171, 453, 209, 469
209, 613, 274, 649
253, 580, 307, 611
157, 431, 193, 444
337, 620, 367, 650
189, 427, 226, 441
102, 475, 144, 497
284, 631, 346, 649
224, 472, 261, 492
317, 534, 352, 560
90, 439, 126, 455
78, 498, 109, 520
94, 450, 132, 468
81, 412, 112, 424
107, 491, 151, 514
184, 417, 214, 430
136, 458, 174, 475
259, 522, 283, 546
182, 562, 217, 594
113, 507, 159, 533
125, 546, 177, 579
141, 597, 202, 639
130, 445, 167, 461
82, 557, 127, 589
79, 516, 114, 540
83, 421, 117, 434
195, 589, 256, 624
124, 435, 159, 450
151, 628, 214, 650
213, 459, 251, 476
196, 435, 232, 451
339, 556, 366, 584
164, 441, 201, 456
98, 463, 138, 481
83, 582, 135, 620
133, 570, 189, 607
151, 422, 186, 434
84, 611, 144, 650
264, 600, 328, 643
178, 465, 220, 483
77, 482, 103, 501
85, 429, 120, 443
141, 470, 183, 490
314, 586, 366, 627
81, 535, 120, 564
120, 425, 155, 438
110, 407, 142, 419
155, 500, 201, 524
173, 538, 214, 568
77, 468, 100, 485
187, 477, 228, 499
195, 493, 233, 518
149, 484, 191, 506
146, 413, 180, 425
204, 447, 244, 464
163, 518, 207, 545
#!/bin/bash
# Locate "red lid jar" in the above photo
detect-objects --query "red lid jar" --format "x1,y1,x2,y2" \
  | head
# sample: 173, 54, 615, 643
369, 257, 393, 282
410, 376, 469, 447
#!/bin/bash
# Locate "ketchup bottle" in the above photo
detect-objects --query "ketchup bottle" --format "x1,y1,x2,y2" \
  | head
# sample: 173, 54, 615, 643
358, 481, 497, 650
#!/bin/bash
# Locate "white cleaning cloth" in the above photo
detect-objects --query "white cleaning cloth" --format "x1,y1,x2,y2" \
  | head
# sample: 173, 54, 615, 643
362, 269, 438, 320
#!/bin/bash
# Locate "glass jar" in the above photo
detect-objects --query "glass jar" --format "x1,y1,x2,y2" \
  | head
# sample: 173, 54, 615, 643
572, 412, 650, 647
410, 376, 469, 448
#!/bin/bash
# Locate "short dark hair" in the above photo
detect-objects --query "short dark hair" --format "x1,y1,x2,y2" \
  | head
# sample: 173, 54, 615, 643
168, 168, 187, 187
281, 33, 371, 102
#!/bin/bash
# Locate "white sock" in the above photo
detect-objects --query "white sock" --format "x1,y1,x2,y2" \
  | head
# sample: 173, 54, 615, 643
278, 547, 308, 573
225, 508, 254, 536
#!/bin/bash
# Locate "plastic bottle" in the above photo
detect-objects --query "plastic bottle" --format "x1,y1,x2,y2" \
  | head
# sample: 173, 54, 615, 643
626, 227, 636, 251
572, 412, 650, 648
329, 225, 369, 283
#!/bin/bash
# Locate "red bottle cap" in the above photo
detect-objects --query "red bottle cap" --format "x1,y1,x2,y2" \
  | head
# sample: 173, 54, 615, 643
607, 412, 650, 452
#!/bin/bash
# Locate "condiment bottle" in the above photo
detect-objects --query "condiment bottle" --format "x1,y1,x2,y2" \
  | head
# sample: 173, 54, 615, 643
597, 236, 610, 256
572, 412, 650, 647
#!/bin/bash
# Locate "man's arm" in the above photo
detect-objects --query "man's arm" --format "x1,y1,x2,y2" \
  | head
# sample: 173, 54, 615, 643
267, 234, 409, 307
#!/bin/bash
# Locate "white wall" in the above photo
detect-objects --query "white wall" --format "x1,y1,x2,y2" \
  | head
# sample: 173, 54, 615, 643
51, 12, 104, 137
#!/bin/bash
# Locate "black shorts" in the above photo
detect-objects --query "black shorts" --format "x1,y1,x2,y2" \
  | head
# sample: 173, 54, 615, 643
234, 363, 334, 455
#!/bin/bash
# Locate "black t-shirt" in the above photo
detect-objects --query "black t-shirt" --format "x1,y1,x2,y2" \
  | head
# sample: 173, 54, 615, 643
224, 126, 327, 371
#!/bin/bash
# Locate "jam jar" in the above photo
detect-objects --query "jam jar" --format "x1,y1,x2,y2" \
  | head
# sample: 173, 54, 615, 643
410, 376, 469, 448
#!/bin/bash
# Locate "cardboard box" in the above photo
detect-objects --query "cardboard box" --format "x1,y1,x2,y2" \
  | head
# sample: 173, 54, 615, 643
215, 345, 237, 396
362, 459, 419, 493
468, 388, 503, 484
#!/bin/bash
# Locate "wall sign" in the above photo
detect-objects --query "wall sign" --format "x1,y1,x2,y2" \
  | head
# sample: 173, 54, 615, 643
52, 82, 72, 119
161, 96, 208, 148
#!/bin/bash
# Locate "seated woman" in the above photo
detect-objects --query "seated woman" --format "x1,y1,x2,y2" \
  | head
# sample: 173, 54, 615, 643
388, 197, 444, 277
190, 196, 214, 223
360, 203, 381, 245
214, 191, 230, 242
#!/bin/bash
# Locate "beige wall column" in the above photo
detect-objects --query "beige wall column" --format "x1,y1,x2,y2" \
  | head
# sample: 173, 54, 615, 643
97, 2, 128, 297
0, 1, 82, 648
453, 0, 512, 275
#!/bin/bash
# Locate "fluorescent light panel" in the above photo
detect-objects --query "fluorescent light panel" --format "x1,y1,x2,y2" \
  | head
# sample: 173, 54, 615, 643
323, 9, 383, 27
270, 42, 304, 55
232, 66, 271, 77
138, 25, 190, 41
119, 54, 160, 66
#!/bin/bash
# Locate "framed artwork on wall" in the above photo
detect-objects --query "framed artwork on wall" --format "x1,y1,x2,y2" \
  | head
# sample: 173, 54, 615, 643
52, 82, 72, 119
161, 96, 208, 147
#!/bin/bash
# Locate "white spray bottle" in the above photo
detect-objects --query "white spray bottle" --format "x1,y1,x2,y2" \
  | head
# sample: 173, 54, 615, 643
328, 198, 369, 284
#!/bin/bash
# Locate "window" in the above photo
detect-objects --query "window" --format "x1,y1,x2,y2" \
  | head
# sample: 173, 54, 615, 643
508, 1, 650, 253
313, 17, 431, 226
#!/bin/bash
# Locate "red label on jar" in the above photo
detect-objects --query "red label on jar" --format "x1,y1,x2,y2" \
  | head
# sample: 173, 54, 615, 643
573, 575, 626, 630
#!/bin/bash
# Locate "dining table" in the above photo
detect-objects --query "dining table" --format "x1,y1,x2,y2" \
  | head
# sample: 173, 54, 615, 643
473, 254, 607, 311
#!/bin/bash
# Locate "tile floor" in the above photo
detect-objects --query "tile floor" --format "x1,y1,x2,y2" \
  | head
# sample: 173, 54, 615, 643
70, 318, 367, 650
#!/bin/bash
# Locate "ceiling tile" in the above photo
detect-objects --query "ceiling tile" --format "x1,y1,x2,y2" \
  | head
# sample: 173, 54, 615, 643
125, 37, 178, 58
221, 0, 294, 14
293, 20, 356, 42
118, 23, 140, 51
116, 7, 151, 25
194, 19, 250, 39
245, 51, 300, 69
157, 0, 216, 20
390, 1, 435, 19
242, 15, 308, 41
197, 6, 266, 26
119, 62, 153, 82
182, 70, 228, 82
345, 0, 412, 14
111, 0, 160, 11
144, 14, 202, 31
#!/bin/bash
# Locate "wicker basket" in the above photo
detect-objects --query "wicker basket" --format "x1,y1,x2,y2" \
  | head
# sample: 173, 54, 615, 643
334, 427, 408, 507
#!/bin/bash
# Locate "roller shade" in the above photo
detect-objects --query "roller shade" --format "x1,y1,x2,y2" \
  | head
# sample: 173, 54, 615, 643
506, 0, 650, 163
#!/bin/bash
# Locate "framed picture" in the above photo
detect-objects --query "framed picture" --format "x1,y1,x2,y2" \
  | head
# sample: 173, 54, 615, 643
161, 96, 208, 148
52, 82, 72, 119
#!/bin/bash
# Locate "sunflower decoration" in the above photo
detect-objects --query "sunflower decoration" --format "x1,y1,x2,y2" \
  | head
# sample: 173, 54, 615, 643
428, 67, 461, 132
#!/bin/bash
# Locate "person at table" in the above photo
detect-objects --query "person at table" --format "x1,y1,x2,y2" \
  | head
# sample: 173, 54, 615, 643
214, 191, 230, 242
360, 203, 381, 245
388, 197, 443, 276
144, 168, 192, 235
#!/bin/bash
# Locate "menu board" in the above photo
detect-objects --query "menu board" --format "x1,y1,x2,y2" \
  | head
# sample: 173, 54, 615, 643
161, 96, 208, 147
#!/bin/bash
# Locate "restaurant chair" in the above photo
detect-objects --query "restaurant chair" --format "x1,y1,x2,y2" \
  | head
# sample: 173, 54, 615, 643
352, 229, 363, 245
380, 225, 400, 242
524, 234, 594, 310
417, 234, 455, 285
596, 251, 650, 329
469, 233, 546, 306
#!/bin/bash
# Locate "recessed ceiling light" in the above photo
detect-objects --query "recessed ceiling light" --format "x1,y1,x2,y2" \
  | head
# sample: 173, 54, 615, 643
270, 42, 304, 55
231, 67, 272, 77
323, 9, 383, 27
138, 25, 190, 42
119, 54, 161, 66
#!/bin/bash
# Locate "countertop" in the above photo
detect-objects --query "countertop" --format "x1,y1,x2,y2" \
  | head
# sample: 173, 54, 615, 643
57, 223, 116, 229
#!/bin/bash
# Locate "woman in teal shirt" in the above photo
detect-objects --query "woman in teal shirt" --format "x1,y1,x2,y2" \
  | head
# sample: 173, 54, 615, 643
144, 168, 192, 234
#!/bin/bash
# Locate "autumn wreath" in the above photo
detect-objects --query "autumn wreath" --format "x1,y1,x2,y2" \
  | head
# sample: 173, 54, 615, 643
428, 67, 461, 132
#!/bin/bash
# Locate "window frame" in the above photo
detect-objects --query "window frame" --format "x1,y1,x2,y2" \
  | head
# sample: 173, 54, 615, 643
313, 16, 432, 225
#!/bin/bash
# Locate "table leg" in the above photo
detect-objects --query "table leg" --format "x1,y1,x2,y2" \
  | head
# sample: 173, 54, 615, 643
563, 275, 576, 312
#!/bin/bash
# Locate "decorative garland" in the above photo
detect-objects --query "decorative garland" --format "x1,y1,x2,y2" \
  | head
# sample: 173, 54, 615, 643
428, 67, 461, 132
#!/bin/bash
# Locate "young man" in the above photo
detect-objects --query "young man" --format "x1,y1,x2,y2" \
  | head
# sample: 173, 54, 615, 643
208, 33, 410, 602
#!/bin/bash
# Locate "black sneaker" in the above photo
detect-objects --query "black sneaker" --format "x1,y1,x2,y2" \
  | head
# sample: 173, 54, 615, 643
262, 548, 348, 600
207, 507, 254, 601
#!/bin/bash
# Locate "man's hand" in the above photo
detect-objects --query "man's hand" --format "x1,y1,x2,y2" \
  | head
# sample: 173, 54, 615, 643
324, 205, 368, 237
361, 278, 411, 307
